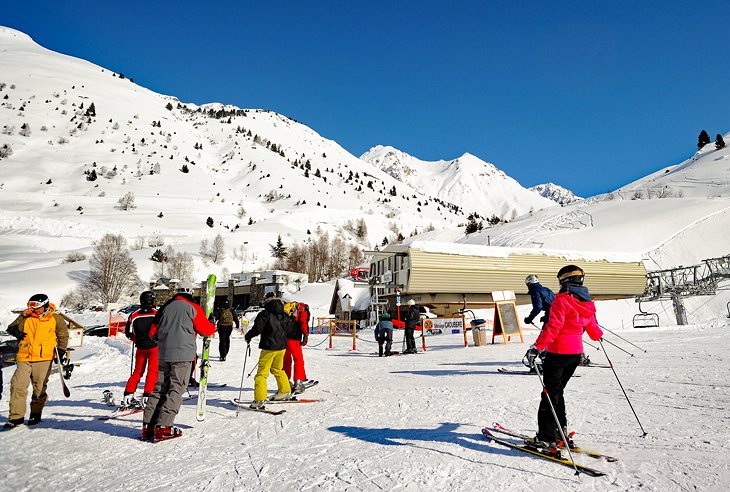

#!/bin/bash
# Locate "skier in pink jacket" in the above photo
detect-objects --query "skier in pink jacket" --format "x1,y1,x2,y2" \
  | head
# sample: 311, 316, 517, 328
524, 265, 603, 449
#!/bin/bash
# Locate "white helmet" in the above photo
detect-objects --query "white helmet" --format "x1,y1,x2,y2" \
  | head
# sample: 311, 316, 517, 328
525, 274, 539, 285
407, 299, 415, 306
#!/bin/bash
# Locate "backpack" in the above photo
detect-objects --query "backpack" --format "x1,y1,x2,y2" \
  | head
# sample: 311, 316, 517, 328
219, 308, 234, 326
283, 302, 297, 317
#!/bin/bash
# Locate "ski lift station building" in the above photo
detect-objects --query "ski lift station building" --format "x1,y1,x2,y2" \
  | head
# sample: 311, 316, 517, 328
367, 242, 647, 316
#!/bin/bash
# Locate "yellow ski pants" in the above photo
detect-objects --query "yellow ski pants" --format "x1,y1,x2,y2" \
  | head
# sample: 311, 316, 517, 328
253, 349, 291, 401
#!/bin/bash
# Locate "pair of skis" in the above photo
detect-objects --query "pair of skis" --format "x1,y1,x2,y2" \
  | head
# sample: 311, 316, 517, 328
231, 396, 322, 415
482, 422, 616, 477
99, 390, 144, 420
196, 274, 217, 422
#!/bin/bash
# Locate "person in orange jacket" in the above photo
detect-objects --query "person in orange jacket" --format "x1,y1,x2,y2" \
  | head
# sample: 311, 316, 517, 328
5, 294, 69, 429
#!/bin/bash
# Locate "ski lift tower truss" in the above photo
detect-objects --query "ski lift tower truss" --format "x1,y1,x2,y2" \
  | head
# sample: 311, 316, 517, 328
637, 254, 730, 325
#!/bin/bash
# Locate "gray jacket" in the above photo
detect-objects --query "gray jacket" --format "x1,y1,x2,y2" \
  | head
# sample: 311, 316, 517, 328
153, 294, 215, 362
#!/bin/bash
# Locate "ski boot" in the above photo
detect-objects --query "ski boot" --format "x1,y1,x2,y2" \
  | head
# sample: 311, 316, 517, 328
292, 380, 305, 394
559, 426, 576, 449
524, 436, 562, 457
3, 418, 24, 430
249, 400, 266, 410
141, 423, 152, 441
27, 412, 42, 426
270, 391, 293, 401
153, 425, 183, 442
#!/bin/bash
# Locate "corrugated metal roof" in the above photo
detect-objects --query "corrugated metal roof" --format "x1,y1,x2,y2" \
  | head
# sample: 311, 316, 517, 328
371, 248, 646, 299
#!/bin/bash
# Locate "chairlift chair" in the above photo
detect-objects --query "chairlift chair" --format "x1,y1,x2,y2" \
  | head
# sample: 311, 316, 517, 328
633, 300, 660, 329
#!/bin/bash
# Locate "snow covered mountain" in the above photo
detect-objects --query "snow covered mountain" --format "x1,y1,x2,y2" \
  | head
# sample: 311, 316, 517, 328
617, 139, 730, 199
360, 145, 556, 219
0, 26, 501, 310
529, 182, 581, 205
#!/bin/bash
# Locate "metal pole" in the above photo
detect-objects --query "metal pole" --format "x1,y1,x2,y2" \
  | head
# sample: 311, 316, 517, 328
599, 339, 647, 437
603, 337, 634, 357
236, 343, 251, 418
599, 324, 647, 353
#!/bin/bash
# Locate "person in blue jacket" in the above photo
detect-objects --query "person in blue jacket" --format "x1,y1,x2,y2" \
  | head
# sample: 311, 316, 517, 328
523, 274, 555, 372
524, 274, 555, 328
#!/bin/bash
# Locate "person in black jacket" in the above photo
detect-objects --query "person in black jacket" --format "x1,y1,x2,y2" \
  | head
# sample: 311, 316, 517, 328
403, 299, 420, 354
244, 295, 295, 409
123, 291, 158, 406
215, 298, 239, 362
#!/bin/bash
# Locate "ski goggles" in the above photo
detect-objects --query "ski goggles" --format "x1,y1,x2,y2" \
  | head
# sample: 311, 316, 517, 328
28, 300, 48, 309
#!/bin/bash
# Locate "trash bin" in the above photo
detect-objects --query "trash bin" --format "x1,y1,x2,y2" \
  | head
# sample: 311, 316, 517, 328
470, 319, 488, 346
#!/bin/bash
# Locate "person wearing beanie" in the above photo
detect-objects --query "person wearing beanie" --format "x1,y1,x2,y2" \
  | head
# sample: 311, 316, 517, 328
524, 265, 603, 451
403, 299, 420, 354
123, 291, 158, 408
522, 274, 556, 372
244, 295, 294, 409
375, 312, 394, 357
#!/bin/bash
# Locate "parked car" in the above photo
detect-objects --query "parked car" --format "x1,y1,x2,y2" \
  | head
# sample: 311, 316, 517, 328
0, 335, 18, 366
84, 325, 110, 337
117, 304, 140, 314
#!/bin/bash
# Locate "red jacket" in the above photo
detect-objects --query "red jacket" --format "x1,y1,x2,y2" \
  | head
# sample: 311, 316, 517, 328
534, 292, 602, 354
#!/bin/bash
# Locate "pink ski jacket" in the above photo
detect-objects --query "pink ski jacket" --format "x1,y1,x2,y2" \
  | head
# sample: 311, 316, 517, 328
534, 292, 603, 354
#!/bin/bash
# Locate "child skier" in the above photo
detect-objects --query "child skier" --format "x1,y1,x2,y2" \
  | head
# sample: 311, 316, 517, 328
282, 301, 310, 394
122, 291, 158, 407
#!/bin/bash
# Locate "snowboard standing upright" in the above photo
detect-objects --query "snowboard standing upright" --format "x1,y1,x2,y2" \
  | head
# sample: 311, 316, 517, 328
196, 274, 216, 421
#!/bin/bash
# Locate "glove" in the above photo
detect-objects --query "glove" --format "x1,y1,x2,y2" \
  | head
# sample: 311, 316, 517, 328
301, 333, 308, 346
539, 315, 547, 323
523, 317, 532, 325
524, 345, 539, 367
55, 349, 66, 364
244, 334, 252, 344
15, 331, 27, 341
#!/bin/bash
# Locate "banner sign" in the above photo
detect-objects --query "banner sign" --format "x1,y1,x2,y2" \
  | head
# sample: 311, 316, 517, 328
422, 317, 464, 335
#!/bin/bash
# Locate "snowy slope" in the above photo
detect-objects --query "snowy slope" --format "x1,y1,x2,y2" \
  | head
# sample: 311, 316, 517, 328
360, 145, 556, 219
1, 319, 729, 491
618, 136, 730, 198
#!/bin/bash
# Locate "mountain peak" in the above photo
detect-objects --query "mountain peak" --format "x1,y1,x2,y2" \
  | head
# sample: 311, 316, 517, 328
529, 182, 581, 205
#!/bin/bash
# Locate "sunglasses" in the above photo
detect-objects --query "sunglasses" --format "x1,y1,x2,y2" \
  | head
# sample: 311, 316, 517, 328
28, 301, 47, 309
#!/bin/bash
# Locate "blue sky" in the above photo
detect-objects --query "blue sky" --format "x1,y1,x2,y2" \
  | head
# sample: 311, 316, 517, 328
5, 1, 730, 196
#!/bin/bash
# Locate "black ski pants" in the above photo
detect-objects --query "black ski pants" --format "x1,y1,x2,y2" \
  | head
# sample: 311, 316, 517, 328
217, 325, 233, 359
376, 328, 393, 356
404, 325, 416, 352
537, 352, 581, 442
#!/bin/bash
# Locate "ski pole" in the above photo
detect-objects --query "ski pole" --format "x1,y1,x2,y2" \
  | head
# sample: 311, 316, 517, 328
602, 336, 634, 357
599, 324, 647, 353
236, 343, 251, 418
599, 339, 647, 437
583, 340, 599, 351
530, 356, 580, 477
130, 341, 136, 375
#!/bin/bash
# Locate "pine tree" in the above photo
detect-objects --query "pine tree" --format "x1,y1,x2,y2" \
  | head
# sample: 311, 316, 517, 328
465, 216, 479, 234
715, 134, 726, 150
698, 129, 711, 149
270, 235, 288, 259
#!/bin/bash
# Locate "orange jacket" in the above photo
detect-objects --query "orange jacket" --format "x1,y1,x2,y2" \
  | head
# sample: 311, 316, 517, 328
8, 303, 69, 362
